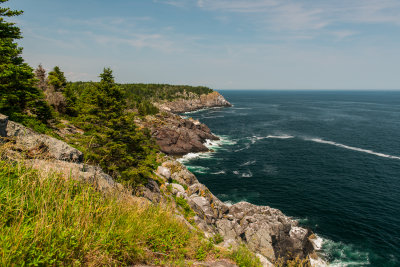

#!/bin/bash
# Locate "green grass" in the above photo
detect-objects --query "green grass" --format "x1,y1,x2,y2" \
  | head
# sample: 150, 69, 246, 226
0, 159, 208, 266
229, 245, 262, 267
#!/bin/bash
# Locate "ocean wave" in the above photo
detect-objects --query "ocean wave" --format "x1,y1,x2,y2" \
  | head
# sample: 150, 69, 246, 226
266, 134, 294, 139
232, 170, 253, 178
240, 160, 257, 166
186, 165, 210, 174
178, 152, 213, 163
318, 237, 370, 266
241, 171, 253, 178
306, 138, 400, 160
211, 170, 226, 175
308, 234, 370, 266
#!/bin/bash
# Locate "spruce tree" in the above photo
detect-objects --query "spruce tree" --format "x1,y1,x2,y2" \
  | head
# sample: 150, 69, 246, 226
76, 68, 158, 186
48, 66, 67, 92
0, 0, 52, 122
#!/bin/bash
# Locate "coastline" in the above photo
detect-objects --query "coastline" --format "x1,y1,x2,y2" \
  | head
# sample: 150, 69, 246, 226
0, 90, 321, 266
151, 91, 322, 265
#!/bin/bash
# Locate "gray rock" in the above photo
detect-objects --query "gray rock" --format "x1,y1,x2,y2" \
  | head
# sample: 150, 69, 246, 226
155, 91, 232, 114
156, 166, 171, 179
189, 195, 215, 223
216, 219, 238, 240
171, 183, 185, 194
6, 120, 83, 162
28, 159, 121, 193
0, 114, 8, 137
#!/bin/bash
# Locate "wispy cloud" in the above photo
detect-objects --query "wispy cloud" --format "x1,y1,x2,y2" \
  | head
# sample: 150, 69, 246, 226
158, 0, 400, 36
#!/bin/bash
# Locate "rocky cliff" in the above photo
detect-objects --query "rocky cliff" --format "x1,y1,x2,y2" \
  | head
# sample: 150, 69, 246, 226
154, 91, 232, 113
135, 111, 219, 155
150, 160, 316, 265
0, 111, 318, 266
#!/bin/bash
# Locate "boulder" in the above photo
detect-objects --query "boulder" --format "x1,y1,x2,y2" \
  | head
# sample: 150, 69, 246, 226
156, 166, 171, 179
28, 159, 121, 193
6, 120, 83, 162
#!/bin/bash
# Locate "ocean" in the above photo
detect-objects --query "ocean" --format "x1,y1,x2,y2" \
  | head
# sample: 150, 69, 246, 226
179, 90, 400, 266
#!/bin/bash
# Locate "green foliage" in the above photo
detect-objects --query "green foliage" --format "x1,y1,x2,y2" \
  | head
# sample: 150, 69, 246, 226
229, 245, 262, 267
0, 159, 213, 266
174, 196, 195, 220
47, 66, 67, 91
67, 82, 213, 116
66, 68, 159, 186
213, 233, 224, 244
121, 83, 213, 102
0, 0, 53, 123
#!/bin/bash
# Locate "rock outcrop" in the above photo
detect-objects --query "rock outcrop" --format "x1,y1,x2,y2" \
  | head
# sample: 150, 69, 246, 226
136, 112, 219, 155
155, 91, 232, 114
0, 114, 83, 162
156, 160, 315, 264
28, 159, 123, 193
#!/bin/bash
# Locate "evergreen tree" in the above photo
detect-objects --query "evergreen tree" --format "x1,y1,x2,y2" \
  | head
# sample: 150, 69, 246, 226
75, 68, 158, 186
0, 0, 52, 123
47, 66, 66, 92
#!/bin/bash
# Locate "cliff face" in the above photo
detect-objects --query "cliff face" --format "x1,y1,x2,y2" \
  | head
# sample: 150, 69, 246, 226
135, 112, 219, 155
155, 91, 232, 113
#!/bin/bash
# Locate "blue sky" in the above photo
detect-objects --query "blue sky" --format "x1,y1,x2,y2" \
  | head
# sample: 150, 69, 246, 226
6, 0, 400, 89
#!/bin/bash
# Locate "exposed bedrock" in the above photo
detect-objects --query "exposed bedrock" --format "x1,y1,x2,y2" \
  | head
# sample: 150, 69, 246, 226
136, 112, 219, 155
155, 91, 232, 114
156, 160, 315, 263
0, 114, 83, 162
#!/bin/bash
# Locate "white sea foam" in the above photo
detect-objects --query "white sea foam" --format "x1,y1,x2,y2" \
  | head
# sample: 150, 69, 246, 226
307, 138, 400, 160
178, 152, 213, 163
266, 134, 294, 139
187, 165, 210, 174
240, 160, 256, 166
241, 171, 253, 178
211, 170, 226, 175
317, 237, 370, 267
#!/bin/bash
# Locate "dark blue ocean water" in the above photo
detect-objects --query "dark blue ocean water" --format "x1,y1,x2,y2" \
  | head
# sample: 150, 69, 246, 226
180, 90, 400, 266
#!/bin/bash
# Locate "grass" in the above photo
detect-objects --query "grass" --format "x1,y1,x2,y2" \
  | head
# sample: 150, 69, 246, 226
0, 158, 209, 266
229, 245, 262, 267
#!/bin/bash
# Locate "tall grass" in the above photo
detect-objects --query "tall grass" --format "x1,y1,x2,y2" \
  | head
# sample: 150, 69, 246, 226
0, 159, 203, 266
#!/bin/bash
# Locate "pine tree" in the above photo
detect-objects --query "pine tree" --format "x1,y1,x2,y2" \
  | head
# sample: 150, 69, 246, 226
0, 0, 52, 123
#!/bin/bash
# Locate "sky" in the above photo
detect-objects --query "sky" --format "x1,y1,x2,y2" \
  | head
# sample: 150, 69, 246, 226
5, 0, 400, 89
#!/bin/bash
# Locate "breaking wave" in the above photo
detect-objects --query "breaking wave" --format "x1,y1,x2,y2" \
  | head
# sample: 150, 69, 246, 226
306, 138, 400, 160
266, 134, 294, 139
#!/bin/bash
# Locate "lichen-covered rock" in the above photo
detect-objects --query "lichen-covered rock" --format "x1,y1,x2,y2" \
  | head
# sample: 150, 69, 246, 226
5, 119, 83, 162
157, 166, 171, 179
28, 159, 122, 193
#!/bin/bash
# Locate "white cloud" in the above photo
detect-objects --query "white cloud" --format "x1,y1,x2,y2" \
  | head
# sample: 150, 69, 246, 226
158, 0, 400, 35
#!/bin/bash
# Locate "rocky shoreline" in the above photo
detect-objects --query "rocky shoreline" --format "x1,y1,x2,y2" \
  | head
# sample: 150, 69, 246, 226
0, 90, 321, 266
148, 91, 319, 265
